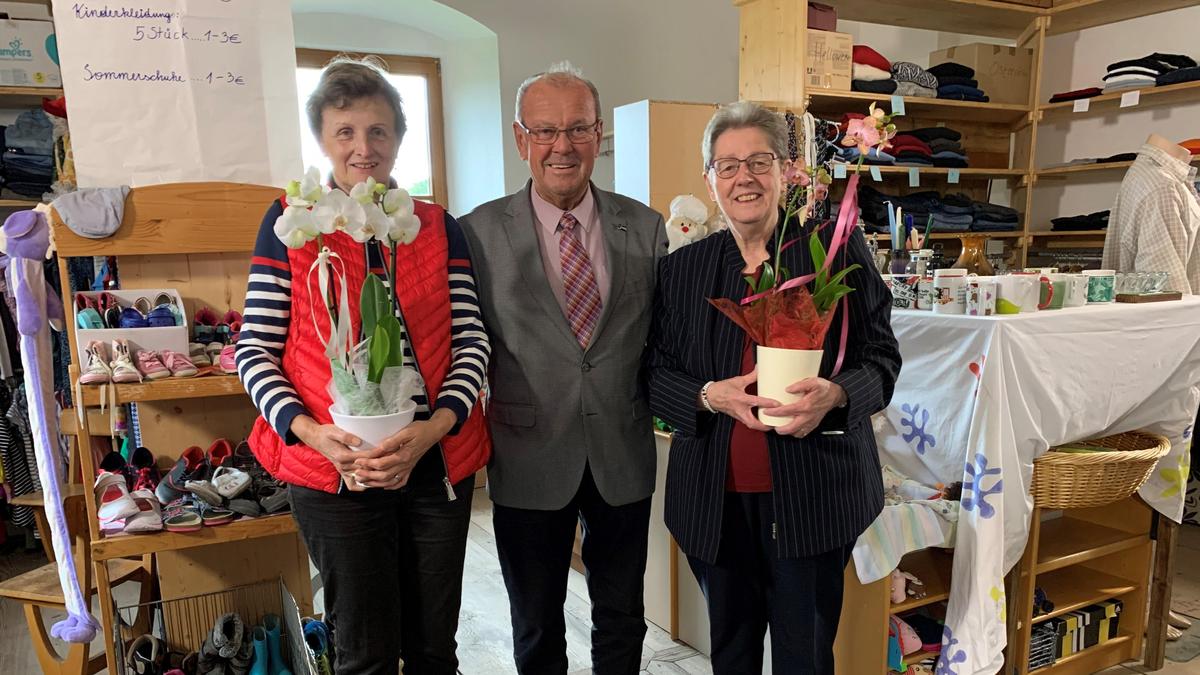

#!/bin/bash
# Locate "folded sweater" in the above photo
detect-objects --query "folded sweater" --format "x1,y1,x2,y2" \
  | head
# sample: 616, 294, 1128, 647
854, 63, 893, 82
890, 62, 938, 89
853, 79, 897, 94
928, 62, 975, 80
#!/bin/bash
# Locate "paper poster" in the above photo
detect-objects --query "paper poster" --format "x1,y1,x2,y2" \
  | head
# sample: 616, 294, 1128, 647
51, 0, 302, 188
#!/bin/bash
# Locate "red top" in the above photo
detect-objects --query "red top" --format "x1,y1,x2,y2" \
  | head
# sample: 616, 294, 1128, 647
726, 267, 772, 493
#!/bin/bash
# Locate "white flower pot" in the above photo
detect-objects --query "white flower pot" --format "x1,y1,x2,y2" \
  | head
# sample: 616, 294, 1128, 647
328, 400, 418, 450
756, 346, 824, 427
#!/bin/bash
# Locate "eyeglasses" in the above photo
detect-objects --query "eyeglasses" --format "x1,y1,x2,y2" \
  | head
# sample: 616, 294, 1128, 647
708, 152, 778, 179
517, 120, 600, 145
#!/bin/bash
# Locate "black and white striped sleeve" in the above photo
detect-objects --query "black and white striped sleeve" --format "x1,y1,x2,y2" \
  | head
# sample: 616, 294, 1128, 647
435, 214, 491, 434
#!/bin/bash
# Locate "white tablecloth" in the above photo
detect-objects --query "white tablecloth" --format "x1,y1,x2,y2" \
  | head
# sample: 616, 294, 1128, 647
870, 297, 1200, 675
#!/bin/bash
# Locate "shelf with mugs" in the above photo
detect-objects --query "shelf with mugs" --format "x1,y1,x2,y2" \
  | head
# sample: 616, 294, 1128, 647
865, 231, 1025, 242
91, 512, 297, 562
75, 372, 246, 407
805, 89, 1031, 125
1038, 80, 1200, 120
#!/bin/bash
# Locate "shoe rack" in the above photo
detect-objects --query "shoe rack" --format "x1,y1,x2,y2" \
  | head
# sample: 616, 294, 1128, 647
50, 181, 314, 673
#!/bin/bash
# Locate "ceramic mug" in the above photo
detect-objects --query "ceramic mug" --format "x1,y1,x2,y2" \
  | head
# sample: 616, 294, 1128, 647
932, 268, 968, 314
1065, 271, 1094, 306
1023, 267, 1059, 275
1083, 269, 1116, 303
916, 276, 934, 311
966, 276, 997, 316
996, 274, 1052, 314
885, 274, 918, 309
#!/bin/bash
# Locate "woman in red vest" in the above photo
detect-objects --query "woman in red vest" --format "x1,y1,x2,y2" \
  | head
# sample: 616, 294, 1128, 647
235, 57, 491, 675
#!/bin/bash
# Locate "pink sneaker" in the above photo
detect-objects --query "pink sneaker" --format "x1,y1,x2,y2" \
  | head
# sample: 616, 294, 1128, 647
79, 341, 112, 385
110, 339, 143, 384
136, 350, 171, 380
219, 344, 237, 374
161, 350, 199, 378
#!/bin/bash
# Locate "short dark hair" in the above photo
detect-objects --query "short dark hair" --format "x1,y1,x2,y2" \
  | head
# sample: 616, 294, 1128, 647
305, 56, 407, 143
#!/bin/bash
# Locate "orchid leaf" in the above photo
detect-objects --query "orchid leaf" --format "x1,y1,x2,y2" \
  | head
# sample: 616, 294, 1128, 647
824, 264, 862, 291
779, 266, 791, 285
809, 234, 828, 287
379, 315, 406, 369
758, 262, 776, 294
360, 275, 390, 339
368, 324, 390, 384
743, 275, 756, 290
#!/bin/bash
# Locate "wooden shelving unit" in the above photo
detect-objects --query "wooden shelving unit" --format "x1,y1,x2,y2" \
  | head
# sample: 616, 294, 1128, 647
1036, 156, 1200, 178
1038, 80, 1200, 119
807, 89, 1031, 124
50, 182, 313, 673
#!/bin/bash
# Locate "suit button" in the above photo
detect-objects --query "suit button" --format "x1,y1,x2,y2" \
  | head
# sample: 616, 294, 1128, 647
582, 362, 592, 372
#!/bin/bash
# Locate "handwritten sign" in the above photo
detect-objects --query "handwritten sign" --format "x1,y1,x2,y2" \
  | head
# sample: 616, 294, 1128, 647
52, 0, 301, 187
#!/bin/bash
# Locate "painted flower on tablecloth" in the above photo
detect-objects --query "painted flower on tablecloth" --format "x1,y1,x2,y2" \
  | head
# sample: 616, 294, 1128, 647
990, 585, 1006, 623
962, 453, 1003, 519
900, 402, 936, 455
1159, 445, 1191, 499
936, 626, 967, 675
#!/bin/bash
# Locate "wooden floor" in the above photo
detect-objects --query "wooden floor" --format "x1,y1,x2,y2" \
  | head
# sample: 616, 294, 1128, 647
0, 487, 708, 674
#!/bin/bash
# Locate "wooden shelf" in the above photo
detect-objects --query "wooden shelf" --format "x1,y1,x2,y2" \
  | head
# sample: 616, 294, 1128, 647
0, 198, 41, 207
1037, 155, 1199, 177
807, 0, 1039, 38
865, 231, 1024, 241
1036, 519, 1147, 574
1029, 230, 1108, 237
1031, 568, 1139, 624
864, 166, 1026, 179
807, 89, 1030, 124
1046, 0, 1200, 36
1029, 634, 1132, 673
77, 374, 246, 406
892, 547, 954, 613
1040, 80, 1200, 120
904, 648, 941, 668
0, 85, 63, 104
91, 513, 296, 561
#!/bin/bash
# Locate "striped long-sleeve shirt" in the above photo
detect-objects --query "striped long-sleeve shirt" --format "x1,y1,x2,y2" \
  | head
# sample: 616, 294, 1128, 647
236, 199, 490, 445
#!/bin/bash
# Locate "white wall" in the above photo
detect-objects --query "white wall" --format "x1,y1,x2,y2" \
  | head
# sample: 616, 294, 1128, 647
1032, 6, 1200, 227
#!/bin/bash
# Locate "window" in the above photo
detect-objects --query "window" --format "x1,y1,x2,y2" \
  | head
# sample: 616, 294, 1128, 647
295, 49, 448, 206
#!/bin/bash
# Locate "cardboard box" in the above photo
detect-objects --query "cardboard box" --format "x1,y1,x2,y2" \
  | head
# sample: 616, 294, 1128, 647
928, 42, 1032, 104
0, 18, 59, 88
807, 29, 852, 91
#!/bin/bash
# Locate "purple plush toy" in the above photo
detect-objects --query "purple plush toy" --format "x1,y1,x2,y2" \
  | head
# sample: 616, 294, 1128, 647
2, 209, 99, 643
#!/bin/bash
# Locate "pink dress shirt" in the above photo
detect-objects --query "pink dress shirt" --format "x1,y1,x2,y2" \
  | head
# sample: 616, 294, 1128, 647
529, 186, 611, 316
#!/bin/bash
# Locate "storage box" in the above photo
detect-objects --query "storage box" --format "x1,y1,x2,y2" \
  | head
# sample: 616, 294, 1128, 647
1047, 598, 1123, 659
928, 42, 1032, 104
808, 2, 837, 31
72, 289, 188, 368
0, 19, 60, 88
807, 29, 852, 91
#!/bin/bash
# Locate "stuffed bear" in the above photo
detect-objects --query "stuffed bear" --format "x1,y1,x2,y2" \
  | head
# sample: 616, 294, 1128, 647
665, 194, 711, 253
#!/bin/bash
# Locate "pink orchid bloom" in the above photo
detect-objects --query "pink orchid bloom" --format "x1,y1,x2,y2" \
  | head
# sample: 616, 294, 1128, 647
843, 117, 883, 155
784, 164, 813, 187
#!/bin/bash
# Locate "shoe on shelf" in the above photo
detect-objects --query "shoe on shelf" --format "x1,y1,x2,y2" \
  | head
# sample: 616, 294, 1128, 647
95, 471, 140, 524
231, 441, 261, 473
219, 344, 238, 374
197, 500, 237, 526
206, 341, 224, 368
302, 618, 333, 675
111, 339, 144, 384
79, 341, 112, 385
130, 446, 161, 492
206, 613, 247, 660
126, 633, 167, 675
162, 350, 199, 378
97, 292, 121, 329
219, 310, 244, 344
189, 342, 212, 367
262, 614, 292, 675
147, 304, 177, 328
194, 306, 219, 344
123, 490, 164, 534
1169, 610, 1193, 630
185, 476, 224, 507
156, 445, 209, 504
161, 496, 202, 533
208, 438, 234, 469
212, 466, 252, 500
119, 306, 150, 329
136, 350, 171, 380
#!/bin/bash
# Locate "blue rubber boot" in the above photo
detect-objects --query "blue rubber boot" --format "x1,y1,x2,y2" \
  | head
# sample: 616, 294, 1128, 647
263, 614, 292, 675
248, 626, 268, 675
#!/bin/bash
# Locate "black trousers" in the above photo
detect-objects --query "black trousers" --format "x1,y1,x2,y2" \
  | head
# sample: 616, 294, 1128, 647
289, 472, 474, 675
492, 465, 651, 675
687, 491, 853, 675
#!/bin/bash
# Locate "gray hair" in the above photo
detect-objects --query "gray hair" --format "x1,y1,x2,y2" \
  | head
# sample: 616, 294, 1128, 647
306, 55, 407, 143
514, 61, 602, 124
701, 101, 788, 170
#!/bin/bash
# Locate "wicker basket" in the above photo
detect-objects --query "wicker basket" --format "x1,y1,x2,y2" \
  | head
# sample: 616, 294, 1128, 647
1031, 430, 1171, 509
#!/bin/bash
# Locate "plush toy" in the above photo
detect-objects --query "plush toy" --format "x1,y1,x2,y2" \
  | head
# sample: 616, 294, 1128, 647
665, 194, 711, 253
1, 209, 98, 643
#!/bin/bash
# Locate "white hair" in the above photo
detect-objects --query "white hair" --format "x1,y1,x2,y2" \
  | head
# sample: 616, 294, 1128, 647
514, 60, 602, 123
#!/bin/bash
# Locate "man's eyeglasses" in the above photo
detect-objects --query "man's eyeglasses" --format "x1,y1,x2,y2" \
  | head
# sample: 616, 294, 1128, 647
517, 120, 601, 145
708, 152, 778, 179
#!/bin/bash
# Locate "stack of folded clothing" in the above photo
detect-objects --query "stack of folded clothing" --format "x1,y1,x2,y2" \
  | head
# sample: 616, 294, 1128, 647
852, 46, 896, 94
857, 185, 939, 233
1048, 87, 1103, 103
1051, 211, 1110, 232
891, 62, 938, 98
2, 109, 54, 200
890, 134, 933, 166
830, 143, 896, 166
929, 63, 989, 102
1104, 53, 1196, 92
972, 202, 1020, 232
930, 193, 974, 232
908, 127, 969, 168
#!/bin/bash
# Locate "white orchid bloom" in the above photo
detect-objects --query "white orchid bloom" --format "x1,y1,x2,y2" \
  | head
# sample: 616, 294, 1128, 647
347, 202, 391, 243
273, 205, 320, 249
382, 188, 414, 217
349, 177, 380, 206
387, 212, 422, 245
286, 167, 327, 207
311, 190, 366, 235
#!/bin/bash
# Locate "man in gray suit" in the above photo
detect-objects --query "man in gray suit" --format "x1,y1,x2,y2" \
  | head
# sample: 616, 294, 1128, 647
459, 62, 667, 675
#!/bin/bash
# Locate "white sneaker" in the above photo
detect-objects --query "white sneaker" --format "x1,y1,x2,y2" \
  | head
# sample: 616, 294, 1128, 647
189, 342, 212, 367
110, 339, 143, 384
79, 341, 112, 385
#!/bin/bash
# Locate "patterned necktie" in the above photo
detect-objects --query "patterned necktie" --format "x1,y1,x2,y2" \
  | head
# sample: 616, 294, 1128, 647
557, 212, 602, 348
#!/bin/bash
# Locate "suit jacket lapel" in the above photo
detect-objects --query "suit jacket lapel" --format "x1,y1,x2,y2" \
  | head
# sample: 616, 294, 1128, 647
501, 182, 579, 348
588, 186, 626, 351
711, 231, 749, 380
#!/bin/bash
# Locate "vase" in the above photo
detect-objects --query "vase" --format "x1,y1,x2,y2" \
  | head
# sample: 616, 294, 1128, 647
953, 235, 995, 276
756, 346, 824, 427
889, 249, 911, 275
328, 400, 418, 450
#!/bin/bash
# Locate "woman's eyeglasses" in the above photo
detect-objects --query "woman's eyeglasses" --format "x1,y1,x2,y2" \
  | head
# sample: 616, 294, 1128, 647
708, 152, 778, 179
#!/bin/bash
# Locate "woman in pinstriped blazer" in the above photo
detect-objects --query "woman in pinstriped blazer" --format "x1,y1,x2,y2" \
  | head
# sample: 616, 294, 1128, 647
647, 101, 902, 674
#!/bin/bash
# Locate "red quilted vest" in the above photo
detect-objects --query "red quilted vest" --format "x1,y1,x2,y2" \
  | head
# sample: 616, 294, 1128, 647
248, 199, 491, 494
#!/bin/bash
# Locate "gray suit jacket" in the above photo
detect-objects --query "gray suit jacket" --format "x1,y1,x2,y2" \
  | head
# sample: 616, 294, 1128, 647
459, 181, 668, 510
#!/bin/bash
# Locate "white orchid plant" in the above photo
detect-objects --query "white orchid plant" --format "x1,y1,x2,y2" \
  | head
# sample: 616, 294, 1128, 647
274, 167, 423, 417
